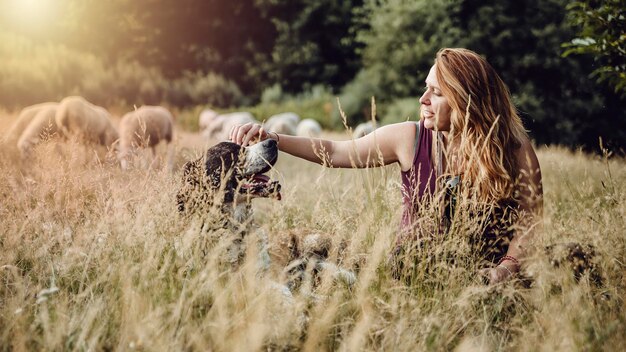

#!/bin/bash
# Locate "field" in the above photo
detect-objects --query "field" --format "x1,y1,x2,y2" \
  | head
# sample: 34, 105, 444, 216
0, 111, 624, 351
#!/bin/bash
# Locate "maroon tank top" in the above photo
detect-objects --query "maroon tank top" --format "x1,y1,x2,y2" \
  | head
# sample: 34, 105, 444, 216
397, 122, 517, 264
401, 120, 437, 230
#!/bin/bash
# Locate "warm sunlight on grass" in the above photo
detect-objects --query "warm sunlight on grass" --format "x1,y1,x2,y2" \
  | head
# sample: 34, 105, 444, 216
0, 106, 625, 350
3, 0, 57, 32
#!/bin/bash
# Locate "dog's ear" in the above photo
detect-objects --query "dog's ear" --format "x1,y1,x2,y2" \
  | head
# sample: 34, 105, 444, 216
207, 155, 235, 187
204, 143, 242, 186
177, 159, 201, 212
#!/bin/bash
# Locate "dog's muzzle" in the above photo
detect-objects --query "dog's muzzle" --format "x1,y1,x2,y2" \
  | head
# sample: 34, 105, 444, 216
239, 174, 282, 200
239, 139, 281, 200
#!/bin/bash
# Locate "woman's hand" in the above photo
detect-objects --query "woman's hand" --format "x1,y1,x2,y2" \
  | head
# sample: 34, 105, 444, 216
479, 265, 516, 285
229, 122, 269, 146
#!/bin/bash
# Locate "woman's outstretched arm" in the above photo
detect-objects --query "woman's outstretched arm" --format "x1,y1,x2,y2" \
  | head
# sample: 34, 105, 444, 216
230, 121, 418, 171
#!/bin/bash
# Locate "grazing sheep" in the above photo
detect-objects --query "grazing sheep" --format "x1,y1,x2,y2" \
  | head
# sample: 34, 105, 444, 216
198, 108, 219, 132
118, 105, 175, 170
55, 96, 119, 148
16, 104, 59, 157
353, 121, 376, 139
3, 102, 57, 145
204, 112, 257, 141
296, 118, 322, 137
264, 112, 300, 135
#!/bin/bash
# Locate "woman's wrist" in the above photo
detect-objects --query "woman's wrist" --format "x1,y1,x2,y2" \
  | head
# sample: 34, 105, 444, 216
497, 264, 514, 276
498, 255, 520, 273
268, 131, 280, 144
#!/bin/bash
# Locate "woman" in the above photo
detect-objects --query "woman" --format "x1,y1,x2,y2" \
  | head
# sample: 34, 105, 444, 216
230, 48, 543, 284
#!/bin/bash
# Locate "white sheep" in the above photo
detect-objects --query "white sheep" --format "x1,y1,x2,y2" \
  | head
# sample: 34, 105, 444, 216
118, 105, 174, 170
3, 102, 57, 145
198, 108, 219, 133
16, 104, 59, 158
264, 112, 300, 135
204, 111, 257, 141
353, 121, 376, 139
296, 118, 322, 137
55, 96, 119, 148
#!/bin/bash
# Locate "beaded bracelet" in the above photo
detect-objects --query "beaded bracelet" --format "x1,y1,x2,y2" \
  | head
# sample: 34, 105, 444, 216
498, 255, 519, 266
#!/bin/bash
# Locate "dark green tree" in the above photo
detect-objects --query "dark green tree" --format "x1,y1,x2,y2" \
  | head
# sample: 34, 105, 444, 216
563, 0, 626, 96
93, 0, 277, 97
455, 0, 624, 150
255, 0, 365, 94
357, 0, 462, 98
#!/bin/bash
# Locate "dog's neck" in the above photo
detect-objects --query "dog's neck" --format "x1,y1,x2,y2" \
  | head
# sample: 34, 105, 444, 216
190, 201, 254, 235
230, 202, 253, 226
211, 202, 255, 235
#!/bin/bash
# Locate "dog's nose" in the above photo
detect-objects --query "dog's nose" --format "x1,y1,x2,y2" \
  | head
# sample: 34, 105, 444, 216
263, 138, 277, 149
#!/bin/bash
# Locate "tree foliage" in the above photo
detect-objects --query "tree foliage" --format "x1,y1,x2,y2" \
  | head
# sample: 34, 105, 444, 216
563, 0, 626, 96
255, 0, 365, 93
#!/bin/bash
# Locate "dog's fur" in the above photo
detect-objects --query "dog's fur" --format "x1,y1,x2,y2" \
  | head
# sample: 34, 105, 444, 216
177, 140, 280, 213
177, 140, 356, 294
177, 140, 281, 266
270, 231, 356, 295
544, 242, 603, 285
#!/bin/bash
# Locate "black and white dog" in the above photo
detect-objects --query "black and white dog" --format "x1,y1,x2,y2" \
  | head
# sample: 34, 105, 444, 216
177, 139, 281, 213
177, 139, 281, 267
176, 139, 356, 296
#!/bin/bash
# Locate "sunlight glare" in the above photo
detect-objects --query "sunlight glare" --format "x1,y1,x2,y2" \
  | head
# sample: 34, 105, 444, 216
4, 0, 57, 30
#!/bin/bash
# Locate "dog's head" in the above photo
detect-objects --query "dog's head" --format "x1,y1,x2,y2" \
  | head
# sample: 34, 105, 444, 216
177, 139, 281, 212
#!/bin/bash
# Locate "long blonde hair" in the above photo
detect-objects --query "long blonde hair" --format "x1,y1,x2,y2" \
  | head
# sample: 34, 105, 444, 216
434, 48, 527, 204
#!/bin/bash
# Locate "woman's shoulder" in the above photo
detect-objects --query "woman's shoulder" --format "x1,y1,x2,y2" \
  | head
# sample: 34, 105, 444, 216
514, 136, 539, 165
375, 121, 419, 138
384, 120, 419, 128
387, 121, 420, 140
372, 121, 420, 170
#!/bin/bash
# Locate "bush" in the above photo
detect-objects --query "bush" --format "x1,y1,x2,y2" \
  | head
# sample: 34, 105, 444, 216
167, 72, 245, 108
174, 105, 210, 132
0, 32, 244, 110
380, 97, 420, 125
237, 84, 336, 129
331, 69, 382, 127
260, 84, 284, 105
0, 33, 88, 108
332, 76, 419, 129
81, 60, 167, 107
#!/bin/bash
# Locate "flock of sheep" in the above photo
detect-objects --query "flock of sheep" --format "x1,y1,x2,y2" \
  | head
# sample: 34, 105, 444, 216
198, 108, 375, 141
198, 109, 325, 141
3, 95, 377, 169
3, 96, 174, 169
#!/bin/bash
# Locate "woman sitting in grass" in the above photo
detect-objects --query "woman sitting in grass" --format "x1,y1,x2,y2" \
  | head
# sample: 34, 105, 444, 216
230, 48, 543, 284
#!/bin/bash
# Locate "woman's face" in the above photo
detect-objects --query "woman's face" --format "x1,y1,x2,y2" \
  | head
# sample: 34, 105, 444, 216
419, 65, 451, 132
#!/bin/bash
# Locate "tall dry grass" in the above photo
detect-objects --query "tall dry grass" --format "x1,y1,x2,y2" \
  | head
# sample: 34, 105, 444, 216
0, 111, 624, 351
